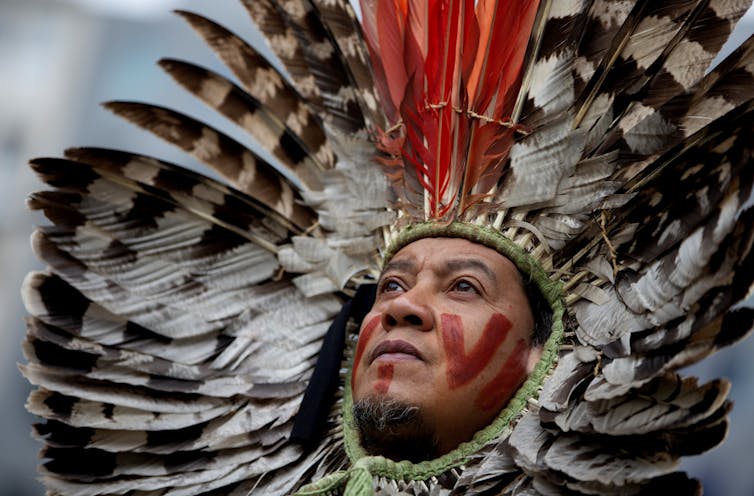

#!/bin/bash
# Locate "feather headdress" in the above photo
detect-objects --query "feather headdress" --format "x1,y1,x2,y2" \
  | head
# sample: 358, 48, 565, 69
21, 0, 754, 494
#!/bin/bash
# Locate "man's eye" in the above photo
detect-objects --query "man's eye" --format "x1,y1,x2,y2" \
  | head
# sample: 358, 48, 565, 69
380, 279, 403, 293
451, 279, 478, 293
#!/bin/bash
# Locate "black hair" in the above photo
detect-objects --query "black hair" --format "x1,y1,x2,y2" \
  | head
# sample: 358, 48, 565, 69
520, 272, 553, 347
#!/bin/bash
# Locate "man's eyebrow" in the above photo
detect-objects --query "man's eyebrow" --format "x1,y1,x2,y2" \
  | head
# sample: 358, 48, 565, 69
380, 257, 498, 283
380, 259, 416, 276
444, 259, 497, 283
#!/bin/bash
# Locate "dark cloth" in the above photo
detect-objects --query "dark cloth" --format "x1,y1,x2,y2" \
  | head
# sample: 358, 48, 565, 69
290, 284, 376, 448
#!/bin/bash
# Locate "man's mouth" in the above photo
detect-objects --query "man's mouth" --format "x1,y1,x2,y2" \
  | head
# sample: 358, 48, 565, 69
370, 340, 423, 363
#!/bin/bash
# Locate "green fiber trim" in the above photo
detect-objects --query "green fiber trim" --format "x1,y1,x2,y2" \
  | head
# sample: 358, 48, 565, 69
294, 471, 349, 495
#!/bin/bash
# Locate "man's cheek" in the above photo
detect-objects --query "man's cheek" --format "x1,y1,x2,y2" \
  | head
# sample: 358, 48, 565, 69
351, 315, 381, 391
475, 339, 529, 410
441, 313, 512, 389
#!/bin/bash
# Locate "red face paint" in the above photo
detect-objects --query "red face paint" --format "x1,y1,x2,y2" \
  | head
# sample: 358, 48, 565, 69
475, 339, 529, 411
441, 313, 512, 389
351, 315, 381, 390
374, 363, 394, 393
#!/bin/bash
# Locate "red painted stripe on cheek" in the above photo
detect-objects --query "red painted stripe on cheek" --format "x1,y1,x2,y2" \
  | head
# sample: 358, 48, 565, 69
374, 363, 394, 393
475, 339, 530, 411
351, 315, 381, 390
441, 313, 512, 389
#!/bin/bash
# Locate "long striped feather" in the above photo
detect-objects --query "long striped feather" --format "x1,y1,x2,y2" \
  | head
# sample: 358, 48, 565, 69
159, 58, 327, 185
242, 0, 368, 134
175, 10, 337, 169
103, 101, 316, 229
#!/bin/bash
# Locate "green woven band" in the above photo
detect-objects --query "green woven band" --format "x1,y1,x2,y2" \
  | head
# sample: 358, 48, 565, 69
297, 222, 565, 495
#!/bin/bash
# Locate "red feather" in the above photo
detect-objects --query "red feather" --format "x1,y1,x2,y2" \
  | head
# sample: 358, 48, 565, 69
377, 0, 410, 118
461, 0, 539, 209
425, 0, 465, 216
468, 0, 537, 114
360, 0, 399, 122
362, 0, 539, 220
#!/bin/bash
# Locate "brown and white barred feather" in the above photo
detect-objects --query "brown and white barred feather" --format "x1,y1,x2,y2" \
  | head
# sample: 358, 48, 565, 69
21, 0, 754, 495
171, 10, 338, 172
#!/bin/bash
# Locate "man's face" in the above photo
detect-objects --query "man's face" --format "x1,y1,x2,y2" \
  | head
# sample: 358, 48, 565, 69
351, 237, 541, 455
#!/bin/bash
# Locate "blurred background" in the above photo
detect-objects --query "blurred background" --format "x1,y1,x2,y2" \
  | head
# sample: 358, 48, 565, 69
1, 1, 753, 494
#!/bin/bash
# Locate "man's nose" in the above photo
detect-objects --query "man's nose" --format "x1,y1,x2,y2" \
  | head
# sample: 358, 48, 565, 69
381, 288, 434, 332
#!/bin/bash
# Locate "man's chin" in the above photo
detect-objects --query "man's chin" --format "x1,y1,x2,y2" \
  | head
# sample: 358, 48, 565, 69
352, 396, 440, 463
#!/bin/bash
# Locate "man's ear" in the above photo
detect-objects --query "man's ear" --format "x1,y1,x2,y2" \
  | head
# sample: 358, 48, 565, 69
525, 346, 544, 374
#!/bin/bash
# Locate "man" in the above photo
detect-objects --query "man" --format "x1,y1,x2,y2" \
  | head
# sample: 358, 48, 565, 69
350, 237, 546, 461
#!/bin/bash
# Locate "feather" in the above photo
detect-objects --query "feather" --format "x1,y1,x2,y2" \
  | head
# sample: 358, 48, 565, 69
242, 0, 367, 134
22, 274, 228, 365
367, 0, 410, 121
26, 389, 234, 431
574, 1, 701, 133
103, 102, 316, 229
516, 0, 588, 125
176, 10, 336, 169
62, 147, 297, 238
496, 116, 584, 208
600, 308, 754, 389
159, 58, 326, 187
309, 0, 385, 129
553, 374, 730, 436
468, 0, 539, 118
234, 1, 321, 101
539, 346, 599, 412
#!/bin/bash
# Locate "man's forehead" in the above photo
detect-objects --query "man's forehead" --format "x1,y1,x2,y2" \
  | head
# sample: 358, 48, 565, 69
381, 237, 519, 281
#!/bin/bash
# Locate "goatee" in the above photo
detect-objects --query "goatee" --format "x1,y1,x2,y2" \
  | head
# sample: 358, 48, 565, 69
352, 397, 440, 463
